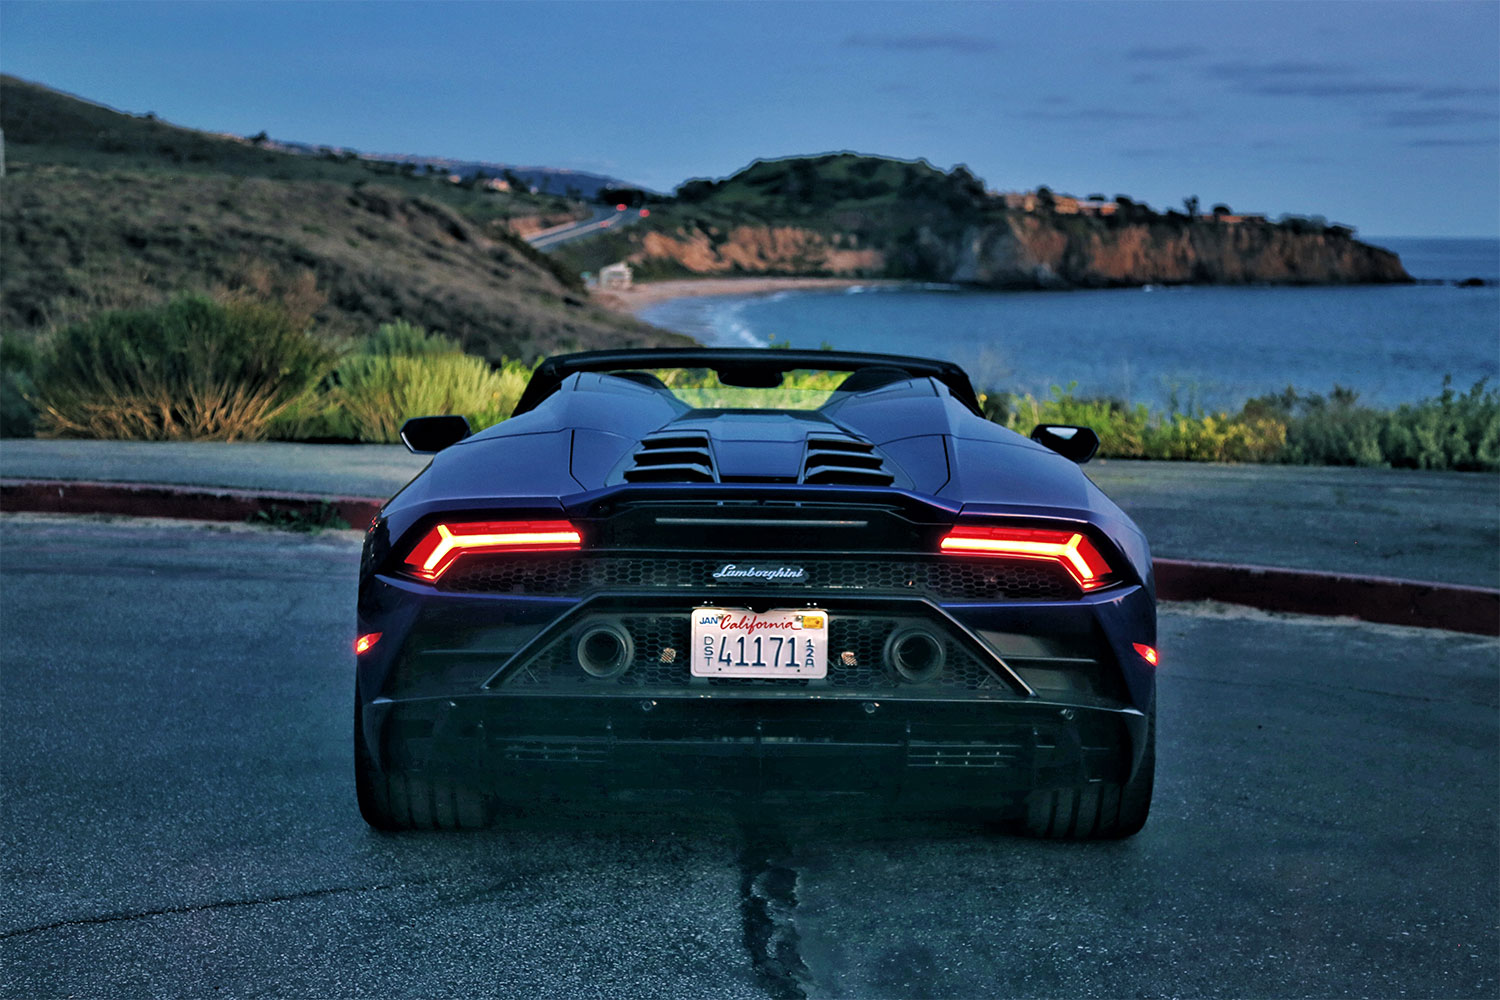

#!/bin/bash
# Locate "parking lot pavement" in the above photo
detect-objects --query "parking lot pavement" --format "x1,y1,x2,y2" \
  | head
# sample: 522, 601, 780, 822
0, 439, 428, 498
1085, 459, 1500, 588
1, 515, 1496, 998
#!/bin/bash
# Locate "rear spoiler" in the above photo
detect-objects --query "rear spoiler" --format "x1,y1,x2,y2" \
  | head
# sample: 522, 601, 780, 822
511, 348, 984, 417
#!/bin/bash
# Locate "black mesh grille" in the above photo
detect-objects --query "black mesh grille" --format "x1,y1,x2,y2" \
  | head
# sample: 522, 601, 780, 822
501, 614, 1010, 694
437, 554, 1077, 601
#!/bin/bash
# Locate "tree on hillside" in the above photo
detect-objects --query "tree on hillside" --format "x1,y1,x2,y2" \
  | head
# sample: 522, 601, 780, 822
1183, 195, 1200, 217
1211, 203, 1231, 217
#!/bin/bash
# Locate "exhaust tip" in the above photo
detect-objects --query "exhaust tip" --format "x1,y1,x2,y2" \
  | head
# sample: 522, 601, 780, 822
887, 628, 946, 682
575, 624, 634, 679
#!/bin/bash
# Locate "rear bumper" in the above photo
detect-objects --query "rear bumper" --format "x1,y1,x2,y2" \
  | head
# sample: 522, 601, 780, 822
362, 692, 1150, 809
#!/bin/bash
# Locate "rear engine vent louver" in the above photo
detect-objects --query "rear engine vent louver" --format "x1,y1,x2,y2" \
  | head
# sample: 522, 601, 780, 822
622, 433, 718, 483
801, 436, 895, 486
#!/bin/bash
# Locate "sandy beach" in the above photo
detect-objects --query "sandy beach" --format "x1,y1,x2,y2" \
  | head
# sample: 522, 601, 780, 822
593, 277, 901, 315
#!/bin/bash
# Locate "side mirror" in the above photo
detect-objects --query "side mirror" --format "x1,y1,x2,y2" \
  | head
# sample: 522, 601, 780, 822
400, 415, 472, 454
1030, 424, 1099, 464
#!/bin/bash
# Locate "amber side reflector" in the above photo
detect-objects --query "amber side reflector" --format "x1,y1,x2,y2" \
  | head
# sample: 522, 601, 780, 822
938, 525, 1115, 591
1133, 642, 1159, 666
355, 632, 382, 655
402, 520, 582, 582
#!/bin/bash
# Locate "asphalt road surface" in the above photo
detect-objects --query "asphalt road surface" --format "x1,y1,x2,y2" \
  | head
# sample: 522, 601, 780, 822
2, 515, 1496, 999
527, 205, 647, 251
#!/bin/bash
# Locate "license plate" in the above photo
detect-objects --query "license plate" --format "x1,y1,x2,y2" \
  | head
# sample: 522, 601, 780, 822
690, 608, 828, 679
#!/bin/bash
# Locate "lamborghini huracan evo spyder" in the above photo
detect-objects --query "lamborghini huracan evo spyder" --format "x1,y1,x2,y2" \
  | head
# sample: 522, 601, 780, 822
354, 349, 1157, 838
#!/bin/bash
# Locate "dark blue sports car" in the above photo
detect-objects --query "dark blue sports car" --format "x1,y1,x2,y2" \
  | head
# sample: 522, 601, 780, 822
354, 349, 1157, 838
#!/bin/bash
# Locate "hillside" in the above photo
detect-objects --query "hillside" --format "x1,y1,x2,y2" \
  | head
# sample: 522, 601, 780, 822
0, 75, 687, 360
554, 153, 1411, 288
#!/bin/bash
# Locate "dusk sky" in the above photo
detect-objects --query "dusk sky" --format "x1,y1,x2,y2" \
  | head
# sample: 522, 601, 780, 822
4, 0, 1497, 236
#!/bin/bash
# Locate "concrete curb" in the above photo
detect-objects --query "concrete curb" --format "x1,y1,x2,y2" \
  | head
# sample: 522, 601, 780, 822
4, 478, 1496, 637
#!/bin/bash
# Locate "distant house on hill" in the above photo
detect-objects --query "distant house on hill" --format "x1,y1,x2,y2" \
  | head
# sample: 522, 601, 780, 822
598, 262, 633, 290
481, 177, 511, 193
999, 190, 1115, 216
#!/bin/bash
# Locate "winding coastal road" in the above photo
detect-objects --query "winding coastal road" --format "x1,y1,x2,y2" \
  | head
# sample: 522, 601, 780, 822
1, 514, 1495, 998
526, 204, 648, 251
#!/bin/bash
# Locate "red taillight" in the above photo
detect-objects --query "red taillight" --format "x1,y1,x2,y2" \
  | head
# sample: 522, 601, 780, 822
1133, 642, 1159, 666
938, 525, 1116, 591
355, 632, 382, 655
401, 520, 581, 582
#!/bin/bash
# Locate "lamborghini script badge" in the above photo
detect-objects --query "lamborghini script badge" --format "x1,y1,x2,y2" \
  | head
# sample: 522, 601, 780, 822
711, 563, 807, 583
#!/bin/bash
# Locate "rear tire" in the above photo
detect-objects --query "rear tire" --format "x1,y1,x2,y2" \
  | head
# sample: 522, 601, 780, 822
1020, 706, 1154, 840
355, 697, 491, 831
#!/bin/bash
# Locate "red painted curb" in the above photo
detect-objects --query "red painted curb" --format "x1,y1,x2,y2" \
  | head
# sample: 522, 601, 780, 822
1155, 558, 1499, 637
0, 479, 382, 531
3, 479, 1496, 636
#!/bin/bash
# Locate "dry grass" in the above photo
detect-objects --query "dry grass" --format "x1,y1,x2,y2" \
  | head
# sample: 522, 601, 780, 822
35, 296, 334, 441
1, 166, 690, 362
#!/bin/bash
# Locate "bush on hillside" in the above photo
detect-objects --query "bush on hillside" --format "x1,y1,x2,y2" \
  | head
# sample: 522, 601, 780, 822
1249, 380, 1500, 471
33, 296, 333, 440
271, 322, 532, 443
995, 384, 1286, 463
0, 336, 40, 437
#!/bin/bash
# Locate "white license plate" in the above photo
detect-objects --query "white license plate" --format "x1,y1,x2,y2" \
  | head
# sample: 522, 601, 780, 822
690, 608, 828, 679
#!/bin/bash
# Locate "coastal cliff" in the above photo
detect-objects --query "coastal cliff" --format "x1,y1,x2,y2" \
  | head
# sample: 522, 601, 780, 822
557, 153, 1411, 289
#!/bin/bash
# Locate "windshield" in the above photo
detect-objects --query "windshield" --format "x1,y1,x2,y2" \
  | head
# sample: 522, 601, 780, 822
616, 367, 856, 410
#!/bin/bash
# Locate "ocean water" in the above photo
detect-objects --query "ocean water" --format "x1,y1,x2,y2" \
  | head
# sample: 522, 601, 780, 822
639, 237, 1499, 410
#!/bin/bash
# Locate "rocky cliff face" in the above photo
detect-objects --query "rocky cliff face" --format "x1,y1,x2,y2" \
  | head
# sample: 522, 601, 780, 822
637, 226, 885, 275
625, 215, 1408, 288
948, 215, 1409, 287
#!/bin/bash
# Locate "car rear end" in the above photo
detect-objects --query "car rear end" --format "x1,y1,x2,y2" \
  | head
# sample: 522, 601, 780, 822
354, 485, 1156, 833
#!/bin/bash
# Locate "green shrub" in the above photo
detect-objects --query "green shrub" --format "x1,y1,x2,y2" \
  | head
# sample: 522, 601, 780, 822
997, 383, 1286, 463
999, 384, 1151, 457
1140, 412, 1286, 462
1246, 380, 1500, 471
271, 321, 532, 443
34, 296, 333, 440
1, 335, 40, 437
360, 319, 460, 358
1379, 379, 1500, 471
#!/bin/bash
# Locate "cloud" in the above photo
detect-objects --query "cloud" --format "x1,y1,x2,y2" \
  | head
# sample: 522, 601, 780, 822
843, 32, 998, 54
1418, 85, 1500, 100
1383, 107, 1500, 127
1202, 60, 1494, 105
1021, 107, 1195, 123
1205, 59, 1344, 80
1124, 45, 1204, 61
1405, 136, 1500, 148
1244, 79, 1420, 98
